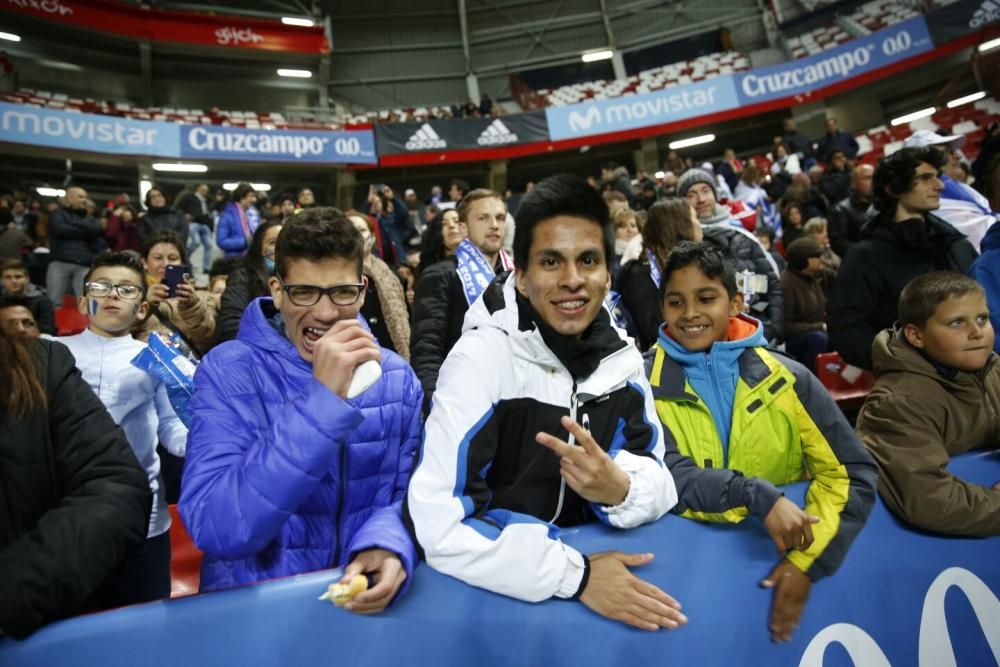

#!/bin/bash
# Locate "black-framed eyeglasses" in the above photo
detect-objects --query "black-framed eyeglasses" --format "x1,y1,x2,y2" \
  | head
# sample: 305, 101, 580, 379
279, 279, 365, 307
84, 281, 142, 301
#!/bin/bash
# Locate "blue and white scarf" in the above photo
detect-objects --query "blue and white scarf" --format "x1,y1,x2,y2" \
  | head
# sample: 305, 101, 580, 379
454, 238, 513, 305
645, 249, 663, 289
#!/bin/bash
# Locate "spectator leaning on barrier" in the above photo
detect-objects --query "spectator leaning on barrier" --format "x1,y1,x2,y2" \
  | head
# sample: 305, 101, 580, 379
0, 326, 151, 640
60, 250, 187, 606
969, 220, 1000, 354
181, 208, 421, 610
1, 258, 54, 335
827, 164, 874, 258
46, 186, 107, 306
216, 183, 260, 257
827, 146, 978, 370
646, 241, 876, 642
856, 272, 999, 535
410, 189, 512, 414
406, 173, 686, 633
902, 130, 996, 252
678, 168, 784, 341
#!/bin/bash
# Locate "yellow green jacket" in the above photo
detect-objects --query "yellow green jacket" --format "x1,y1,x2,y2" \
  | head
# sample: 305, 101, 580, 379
645, 325, 877, 581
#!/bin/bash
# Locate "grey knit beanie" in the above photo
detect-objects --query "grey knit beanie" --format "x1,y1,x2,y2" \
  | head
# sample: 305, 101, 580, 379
677, 168, 717, 199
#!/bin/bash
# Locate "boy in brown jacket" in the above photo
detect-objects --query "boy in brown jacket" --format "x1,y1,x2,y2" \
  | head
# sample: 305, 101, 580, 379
856, 271, 1000, 535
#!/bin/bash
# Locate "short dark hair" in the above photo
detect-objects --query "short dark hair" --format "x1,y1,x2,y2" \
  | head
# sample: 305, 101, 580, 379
232, 182, 255, 204
660, 241, 737, 301
899, 271, 985, 328
142, 230, 188, 264
873, 146, 947, 213
274, 207, 363, 280
0, 295, 32, 312
1, 258, 27, 274
450, 179, 470, 196
602, 161, 620, 172
144, 185, 166, 208
209, 256, 242, 280
84, 251, 148, 298
513, 173, 613, 270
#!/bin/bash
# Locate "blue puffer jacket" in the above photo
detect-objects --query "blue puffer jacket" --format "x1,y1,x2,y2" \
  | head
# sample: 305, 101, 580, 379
970, 221, 1000, 353
180, 297, 422, 593
215, 202, 260, 256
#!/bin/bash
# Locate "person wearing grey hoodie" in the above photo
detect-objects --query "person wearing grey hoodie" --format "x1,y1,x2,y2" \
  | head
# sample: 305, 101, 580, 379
678, 168, 784, 341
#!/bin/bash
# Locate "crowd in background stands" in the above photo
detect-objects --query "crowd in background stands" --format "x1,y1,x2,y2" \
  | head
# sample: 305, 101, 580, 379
0, 109, 1000, 638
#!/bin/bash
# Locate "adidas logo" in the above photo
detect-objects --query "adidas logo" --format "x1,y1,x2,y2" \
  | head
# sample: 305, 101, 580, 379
405, 123, 446, 151
970, 0, 1000, 27
477, 119, 518, 146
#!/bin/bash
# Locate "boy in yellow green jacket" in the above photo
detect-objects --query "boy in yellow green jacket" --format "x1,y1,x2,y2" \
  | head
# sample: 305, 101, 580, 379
645, 241, 877, 642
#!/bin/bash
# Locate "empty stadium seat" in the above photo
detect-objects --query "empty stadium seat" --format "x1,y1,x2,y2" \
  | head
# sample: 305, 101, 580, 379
54, 295, 87, 336
168, 504, 203, 598
815, 351, 876, 411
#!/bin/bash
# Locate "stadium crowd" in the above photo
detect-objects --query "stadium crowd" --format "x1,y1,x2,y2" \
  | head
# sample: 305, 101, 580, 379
1, 112, 999, 644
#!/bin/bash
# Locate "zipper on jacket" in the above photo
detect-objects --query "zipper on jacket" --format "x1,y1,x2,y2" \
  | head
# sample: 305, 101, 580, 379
330, 445, 348, 568
550, 382, 578, 523
705, 352, 730, 467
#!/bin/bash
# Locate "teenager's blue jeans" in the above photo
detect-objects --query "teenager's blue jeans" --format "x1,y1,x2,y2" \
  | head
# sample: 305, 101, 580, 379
188, 223, 214, 273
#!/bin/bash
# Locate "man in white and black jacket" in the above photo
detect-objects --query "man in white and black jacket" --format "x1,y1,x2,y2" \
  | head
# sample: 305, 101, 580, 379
405, 174, 687, 632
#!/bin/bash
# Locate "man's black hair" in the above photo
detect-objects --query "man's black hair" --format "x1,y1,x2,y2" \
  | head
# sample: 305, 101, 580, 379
274, 207, 363, 280
660, 241, 738, 301
209, 256, 242, 280
232, 182, 256, 204
0, 295, 32, 311
513, 173, 613, 270
450, 179, 470, 197
84, 251, 149, 298
873, 146, 947, 213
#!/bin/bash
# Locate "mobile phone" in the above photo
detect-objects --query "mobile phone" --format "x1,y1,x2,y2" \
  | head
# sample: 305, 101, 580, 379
163, 264, 192, 298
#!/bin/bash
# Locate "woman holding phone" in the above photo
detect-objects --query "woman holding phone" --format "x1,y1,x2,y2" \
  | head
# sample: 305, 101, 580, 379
135, 230, 216, 354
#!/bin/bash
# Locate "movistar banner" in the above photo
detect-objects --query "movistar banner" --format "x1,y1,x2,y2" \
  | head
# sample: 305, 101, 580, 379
545, 77, 739, 141
0, 101, 376, 164
0, 101, 179, 156
735, 16, 934, 105
179, 125, 376, 164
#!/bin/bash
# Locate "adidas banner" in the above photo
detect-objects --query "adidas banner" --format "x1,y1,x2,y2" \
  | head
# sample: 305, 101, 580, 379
925, 0, 1000, 44
374, 111, 550, 157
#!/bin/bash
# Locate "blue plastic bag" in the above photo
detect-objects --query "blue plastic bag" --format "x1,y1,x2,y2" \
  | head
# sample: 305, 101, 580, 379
131, 332, 198, 427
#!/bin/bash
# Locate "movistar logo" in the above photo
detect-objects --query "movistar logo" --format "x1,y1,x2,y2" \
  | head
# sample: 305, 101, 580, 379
970, 0, 1000, 27
569, 106, 602, 132
477, 119, 518, 146
405, 123, 446, 151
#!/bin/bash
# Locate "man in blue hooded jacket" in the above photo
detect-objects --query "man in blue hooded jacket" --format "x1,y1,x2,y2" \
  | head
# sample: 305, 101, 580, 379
181, 207, 422, 613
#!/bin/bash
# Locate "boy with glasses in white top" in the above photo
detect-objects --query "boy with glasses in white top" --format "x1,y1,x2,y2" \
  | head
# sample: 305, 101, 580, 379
60, 250, 188, 605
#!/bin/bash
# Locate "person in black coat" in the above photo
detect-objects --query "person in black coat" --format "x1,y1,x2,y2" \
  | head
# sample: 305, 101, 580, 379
214, 219, 283, 344
816, 117, 860, 161
828, 164, 874, 257
138, 186, 188, 247
0, 331, 150, 639
818, 150, 852, 205
827, 146, 979, 370
616, 198, 702, 351
46, 186, 107, 306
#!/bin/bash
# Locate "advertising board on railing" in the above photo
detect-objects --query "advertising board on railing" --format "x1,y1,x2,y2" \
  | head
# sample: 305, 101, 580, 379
0, 102, 376, 164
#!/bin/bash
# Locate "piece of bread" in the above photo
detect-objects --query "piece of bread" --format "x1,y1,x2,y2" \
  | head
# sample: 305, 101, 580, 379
319, 575, 368, 606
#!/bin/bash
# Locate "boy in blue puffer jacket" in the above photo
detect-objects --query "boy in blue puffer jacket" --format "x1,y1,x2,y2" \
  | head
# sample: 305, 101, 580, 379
181, 208, 422, 613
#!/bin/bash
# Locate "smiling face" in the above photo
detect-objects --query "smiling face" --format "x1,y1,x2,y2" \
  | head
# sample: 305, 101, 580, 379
685, 182, 717, 220
80, 265, 147, 337
462, 196, 507, 260
660, 264, 743, 352
144, 242, 183, 279
268, 257, 366, 363
904, 292, 994, 372
615, 216, 639, 242
515, 216, 611, 338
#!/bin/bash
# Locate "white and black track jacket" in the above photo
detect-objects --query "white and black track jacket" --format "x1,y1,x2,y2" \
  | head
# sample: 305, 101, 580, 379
405, 273, 677, 602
